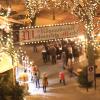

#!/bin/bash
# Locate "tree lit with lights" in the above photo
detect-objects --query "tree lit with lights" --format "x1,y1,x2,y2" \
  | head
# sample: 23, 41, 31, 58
71, 0, 100, 66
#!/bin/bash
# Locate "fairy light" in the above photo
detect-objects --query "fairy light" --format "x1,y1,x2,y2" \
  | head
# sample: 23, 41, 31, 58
24, 0, 44, 19
21, 0, 100, 50
24, 0, 83, 20
72, 0, 100, 66
20, 19, 83, 30
0, 5, 23, 73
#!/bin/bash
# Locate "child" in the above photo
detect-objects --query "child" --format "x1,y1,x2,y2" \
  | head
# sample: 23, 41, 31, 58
42, 72, 48, 92
59, 71, 66, 85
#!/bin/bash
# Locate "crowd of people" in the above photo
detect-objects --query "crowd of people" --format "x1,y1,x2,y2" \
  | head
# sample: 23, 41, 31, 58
18, 40, 84, 94
41, 40, 83, 67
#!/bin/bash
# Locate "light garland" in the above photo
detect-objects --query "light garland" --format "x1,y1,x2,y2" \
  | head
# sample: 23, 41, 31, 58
18, 35, 100, 47
20, 19, 82, 29
0, 5, 22, 73
21, 0, 100, 51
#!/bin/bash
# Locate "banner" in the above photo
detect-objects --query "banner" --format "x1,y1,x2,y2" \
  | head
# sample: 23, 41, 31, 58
19, 24, 79, 42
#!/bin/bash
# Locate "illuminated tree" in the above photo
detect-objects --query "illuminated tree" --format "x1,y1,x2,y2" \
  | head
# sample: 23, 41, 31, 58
0, 5, 24, 100
44, 0, 70, 20
70, 0, 100, 66
0, 5, 18, 85
24, 0, 72, 22
24, 0, 44, 26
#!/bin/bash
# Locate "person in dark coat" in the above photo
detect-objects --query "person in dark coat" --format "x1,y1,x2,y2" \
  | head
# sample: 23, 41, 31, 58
49, 45, 57, 64
42, 47, 48, 63
72, 46, 79, 63
61, 52, 66, 69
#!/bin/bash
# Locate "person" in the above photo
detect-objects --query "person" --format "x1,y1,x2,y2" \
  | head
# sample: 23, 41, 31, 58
67, 45, 73, 66
42, 72, 48, 92
68, 66, 73, 78
34, 70, 40, 88
49, 45, 57, 64
72, 46, 79, 63
62, 44, 69, 66
41, 47, 48, 63
31, 65, 38, 82
59, 71, 66, 85
59, 71, 65, 85
61, 52, 66, 69
31, 64, 37, 74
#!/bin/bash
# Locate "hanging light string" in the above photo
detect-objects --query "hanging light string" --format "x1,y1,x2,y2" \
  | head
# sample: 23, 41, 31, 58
21, 0, 100, 48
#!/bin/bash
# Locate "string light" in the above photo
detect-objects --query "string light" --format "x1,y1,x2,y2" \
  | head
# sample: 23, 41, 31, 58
0, 5, 26, 72
24, 0, 44, 19
20, 19, 83, 29
21, 0, 100, 50
24, 0, 83, 21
